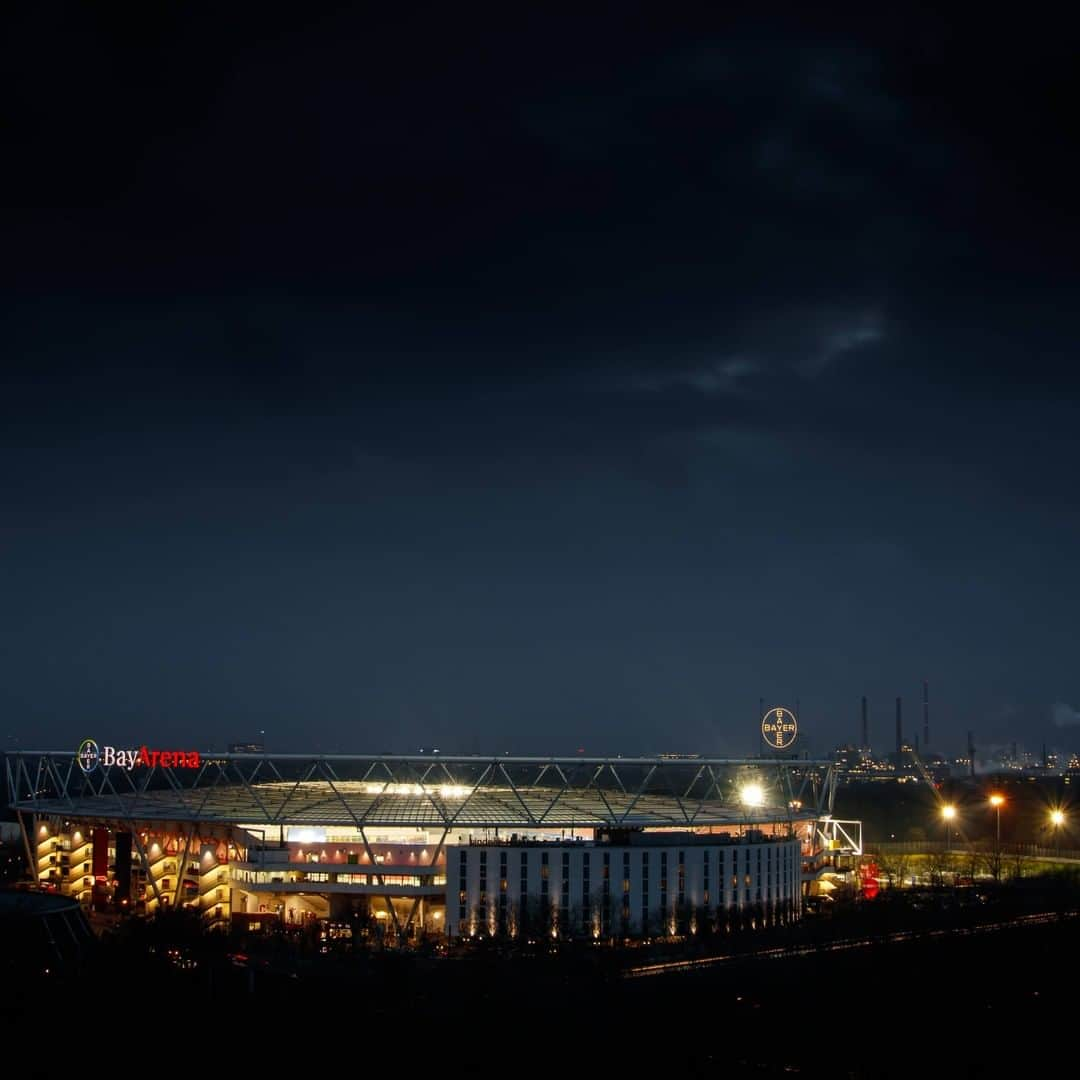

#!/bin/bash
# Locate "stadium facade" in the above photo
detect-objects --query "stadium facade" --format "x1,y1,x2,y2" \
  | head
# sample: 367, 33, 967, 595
5, 750, 861, 940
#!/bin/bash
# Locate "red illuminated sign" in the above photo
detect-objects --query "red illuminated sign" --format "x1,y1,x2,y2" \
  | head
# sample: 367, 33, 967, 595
859, 860, 880, 900
133, 746, 201, 769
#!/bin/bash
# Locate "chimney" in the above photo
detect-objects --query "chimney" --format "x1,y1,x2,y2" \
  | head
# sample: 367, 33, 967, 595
860, 696, 868, 751
967, 731, 976, 778
895, 697, 903, 754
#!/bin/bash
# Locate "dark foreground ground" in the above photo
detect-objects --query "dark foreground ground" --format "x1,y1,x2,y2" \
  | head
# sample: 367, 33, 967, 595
1, 904, 1076, 1078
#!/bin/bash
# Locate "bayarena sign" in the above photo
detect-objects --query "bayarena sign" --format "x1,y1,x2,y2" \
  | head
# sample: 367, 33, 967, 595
76, 738, 201, 773
761, 706, 798, 750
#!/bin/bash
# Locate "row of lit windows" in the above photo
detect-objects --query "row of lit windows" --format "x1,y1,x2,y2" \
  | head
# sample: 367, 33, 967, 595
455, 845, 800, 913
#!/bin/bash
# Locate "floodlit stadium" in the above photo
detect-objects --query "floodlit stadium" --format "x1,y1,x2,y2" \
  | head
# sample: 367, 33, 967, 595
5, 750, 861, 940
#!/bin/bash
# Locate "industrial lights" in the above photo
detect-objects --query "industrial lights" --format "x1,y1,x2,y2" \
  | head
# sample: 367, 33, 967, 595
1050, 810, 1065, 827
941, 805, 956, 821
989, 794, 1004, 807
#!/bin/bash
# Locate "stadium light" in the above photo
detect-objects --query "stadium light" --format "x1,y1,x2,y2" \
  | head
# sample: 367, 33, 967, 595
740, 784, 765, 808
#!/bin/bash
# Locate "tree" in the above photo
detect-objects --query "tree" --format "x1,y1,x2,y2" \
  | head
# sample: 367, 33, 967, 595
589, 889, 610, 941
674, 898, 693, 937
538, 897, 554, 939
925, 848, 951, 888
877, 850, 910, 889
1009, 847, 1025, 882
962, 847, 983, 882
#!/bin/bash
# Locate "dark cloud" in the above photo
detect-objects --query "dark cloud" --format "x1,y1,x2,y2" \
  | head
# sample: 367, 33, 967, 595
2, 7, 1078, 755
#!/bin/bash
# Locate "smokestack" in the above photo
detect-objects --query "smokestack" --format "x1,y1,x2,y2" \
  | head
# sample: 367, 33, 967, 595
967, 731, 976, 778
860, 696, 868, 750
895, 697, 903, 753
759, 697, 764, 721
922, 679, 929, 749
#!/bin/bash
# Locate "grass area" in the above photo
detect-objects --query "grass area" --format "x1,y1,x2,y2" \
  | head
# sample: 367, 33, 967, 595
860, 847, 1080, 887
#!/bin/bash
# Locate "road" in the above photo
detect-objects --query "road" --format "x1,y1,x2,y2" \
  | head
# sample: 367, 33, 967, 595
622, 908, 1079, 978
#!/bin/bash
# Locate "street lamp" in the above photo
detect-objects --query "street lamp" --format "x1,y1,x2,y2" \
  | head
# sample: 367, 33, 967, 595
941, 805, 956, 852
1050, 809, 1065, 856
989, 794, 1004, 842
989, 795, 1004, 876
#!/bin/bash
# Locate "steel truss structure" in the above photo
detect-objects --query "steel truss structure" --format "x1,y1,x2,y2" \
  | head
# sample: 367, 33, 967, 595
6, 751, 837, 831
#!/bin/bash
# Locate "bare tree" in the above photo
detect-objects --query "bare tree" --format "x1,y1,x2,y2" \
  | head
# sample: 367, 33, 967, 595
1009, 847, 1025, 882
925, 847, 950, 888
876, 850, 910, 889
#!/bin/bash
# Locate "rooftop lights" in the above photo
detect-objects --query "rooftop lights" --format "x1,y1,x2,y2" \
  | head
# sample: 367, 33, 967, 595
362, 782, 471, 799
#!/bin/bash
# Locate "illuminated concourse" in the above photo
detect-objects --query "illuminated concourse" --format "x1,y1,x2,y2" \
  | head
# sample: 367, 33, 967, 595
5, 752, 860, 940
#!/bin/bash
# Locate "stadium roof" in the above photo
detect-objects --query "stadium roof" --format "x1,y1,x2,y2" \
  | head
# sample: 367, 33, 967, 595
6, 752, 834, 829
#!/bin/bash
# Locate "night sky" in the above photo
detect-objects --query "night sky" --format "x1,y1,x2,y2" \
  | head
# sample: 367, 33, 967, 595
3, 7, 1078, 759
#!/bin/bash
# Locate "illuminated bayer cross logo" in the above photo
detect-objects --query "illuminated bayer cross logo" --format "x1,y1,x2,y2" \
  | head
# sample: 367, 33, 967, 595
761, 707, 798, 751
77, 738, 100, 773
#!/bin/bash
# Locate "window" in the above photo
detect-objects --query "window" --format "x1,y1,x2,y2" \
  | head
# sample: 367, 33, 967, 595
641, 852, 650, 933
478, 850, 488, 928
458, 850, 468, 924
582, 852, 591, 926
560, 851, 570, 929
498, 851, 508, 930
519, 851, 530, 934
602, 852, 611, 935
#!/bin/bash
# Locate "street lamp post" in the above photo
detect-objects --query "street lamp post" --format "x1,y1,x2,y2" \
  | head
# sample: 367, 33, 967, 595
941, 805, 956, 853
989, 794, 1004, 879
1050, 809, 1065, 857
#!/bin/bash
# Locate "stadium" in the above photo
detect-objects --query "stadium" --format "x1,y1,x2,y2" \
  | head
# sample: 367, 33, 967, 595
5, 748, 861, 941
